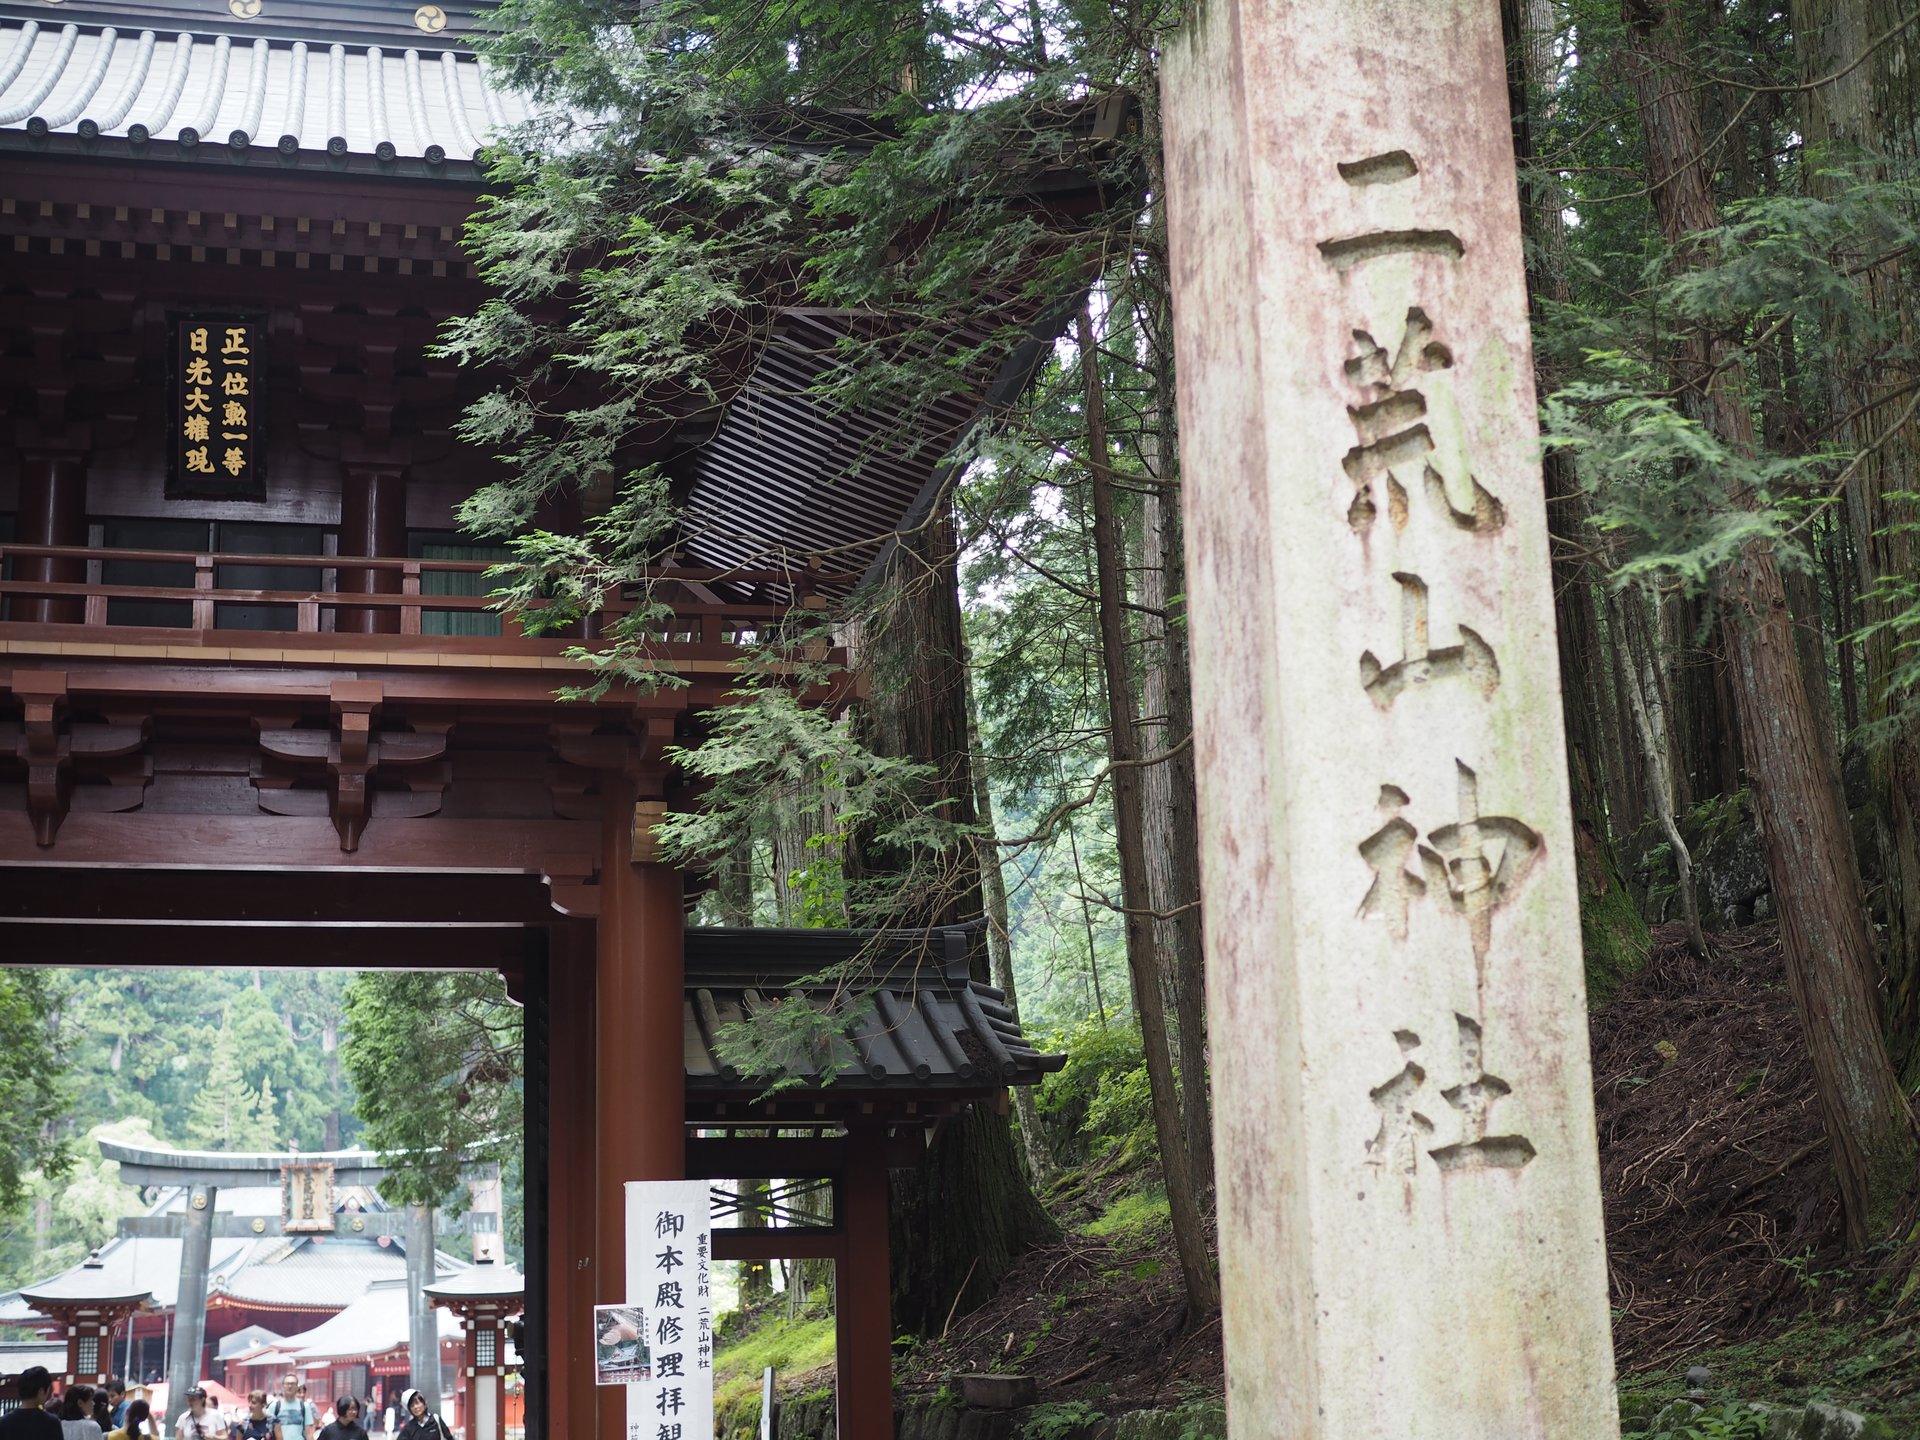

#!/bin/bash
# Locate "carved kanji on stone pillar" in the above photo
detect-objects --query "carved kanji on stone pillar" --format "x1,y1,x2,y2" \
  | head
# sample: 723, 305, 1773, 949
252, 680, 448, 850
0, 671, 151, 845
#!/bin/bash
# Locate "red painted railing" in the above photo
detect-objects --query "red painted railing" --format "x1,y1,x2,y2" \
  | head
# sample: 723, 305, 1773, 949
0, 543, 833, 654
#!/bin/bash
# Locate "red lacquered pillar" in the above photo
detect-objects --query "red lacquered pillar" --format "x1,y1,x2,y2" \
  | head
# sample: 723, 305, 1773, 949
594, 773, 685, 1440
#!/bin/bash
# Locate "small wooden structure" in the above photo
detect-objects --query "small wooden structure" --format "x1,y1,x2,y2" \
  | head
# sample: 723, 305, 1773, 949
18, 1254, 152, 1390
425, 1258, 523, 1440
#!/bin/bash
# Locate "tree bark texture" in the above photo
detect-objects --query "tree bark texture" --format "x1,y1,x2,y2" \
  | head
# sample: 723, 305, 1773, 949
1133, 77, 1216, 1199
1624, 0, 1918, 1245
1791, 0, 1920, 1075
1503, 0, 1652, 1001
1077, 305, 1217, 1320
854, 502, 1057, 1332
1137, 456, 1214, 1197
965, 666, 1058, 1189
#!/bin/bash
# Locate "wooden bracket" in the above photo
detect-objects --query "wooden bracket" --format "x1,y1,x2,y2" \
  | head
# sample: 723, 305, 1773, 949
251, 682, 448, 850
0, 671, 150, 845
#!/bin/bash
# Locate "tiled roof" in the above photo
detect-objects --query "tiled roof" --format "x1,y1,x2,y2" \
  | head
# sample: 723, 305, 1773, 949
0, 11, 529, 170
6, 1187, 471, 1318
683, 925, 1065, 1091
280, 1278, 461, 1364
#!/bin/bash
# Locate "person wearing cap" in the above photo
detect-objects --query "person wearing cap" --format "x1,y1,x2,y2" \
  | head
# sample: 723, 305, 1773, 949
391, 1391, 450, 1440
0, 1367, 62, 1440
176, 1386, 222, 1440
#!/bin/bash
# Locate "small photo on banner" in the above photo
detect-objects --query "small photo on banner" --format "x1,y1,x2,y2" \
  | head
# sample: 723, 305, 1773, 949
624, 1180, 714, 1440
594, 1304, 653, 1386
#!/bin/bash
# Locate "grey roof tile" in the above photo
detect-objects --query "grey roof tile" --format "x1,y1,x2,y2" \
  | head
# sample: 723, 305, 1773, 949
0, 11, 521, 164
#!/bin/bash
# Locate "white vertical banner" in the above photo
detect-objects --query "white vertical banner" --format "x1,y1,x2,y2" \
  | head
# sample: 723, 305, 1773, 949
624, 1180, 714, 1440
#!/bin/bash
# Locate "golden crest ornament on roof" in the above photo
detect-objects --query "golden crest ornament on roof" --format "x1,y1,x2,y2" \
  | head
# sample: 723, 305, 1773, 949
228, 0, 263, 18
414, 4, 447, 32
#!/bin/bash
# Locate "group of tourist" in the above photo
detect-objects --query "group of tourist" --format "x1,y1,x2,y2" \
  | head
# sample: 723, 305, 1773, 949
3, 1371, 455, 1440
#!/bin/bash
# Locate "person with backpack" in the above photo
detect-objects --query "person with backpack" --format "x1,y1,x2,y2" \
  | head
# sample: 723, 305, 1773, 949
391, 1391, 450, 1440
268, 1376, 316, 1440
228, 1391, 275, 1440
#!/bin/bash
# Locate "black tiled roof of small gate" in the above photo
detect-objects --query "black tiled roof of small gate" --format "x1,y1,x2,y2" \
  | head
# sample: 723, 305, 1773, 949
682, 924, 1062, 1091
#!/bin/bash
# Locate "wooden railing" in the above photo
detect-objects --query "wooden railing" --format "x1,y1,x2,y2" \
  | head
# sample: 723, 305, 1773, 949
0, 543, 830, 652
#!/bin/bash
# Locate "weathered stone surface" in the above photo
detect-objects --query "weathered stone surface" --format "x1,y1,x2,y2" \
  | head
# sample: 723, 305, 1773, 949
960, 1375, 1037, 1411
1160, 2, 1618, 1436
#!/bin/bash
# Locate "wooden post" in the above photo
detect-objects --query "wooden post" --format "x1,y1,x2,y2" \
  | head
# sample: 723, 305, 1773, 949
834, 1125, 893, 1440
1160, 3, 1617, 1435
547, 924, 599, 1440
338, 465, 408, 634
15, 452, 87, 624
595, 773, 685, 1440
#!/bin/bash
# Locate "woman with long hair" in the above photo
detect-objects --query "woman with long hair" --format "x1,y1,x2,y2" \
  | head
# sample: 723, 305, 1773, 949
391, 1391, 450, 1440
104, 1399, 157, 1440
57, 1386, 102, 1440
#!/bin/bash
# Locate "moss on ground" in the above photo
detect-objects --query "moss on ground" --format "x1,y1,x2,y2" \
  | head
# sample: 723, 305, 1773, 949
712, 1308, 838, 1434
1616, 1310, 1920, 1427
1076, 1188, 1170, 1239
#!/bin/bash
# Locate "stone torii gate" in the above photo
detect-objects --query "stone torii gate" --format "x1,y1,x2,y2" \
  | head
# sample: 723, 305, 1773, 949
1161, 2, 1618, 1437
100, 1140, 441, 1433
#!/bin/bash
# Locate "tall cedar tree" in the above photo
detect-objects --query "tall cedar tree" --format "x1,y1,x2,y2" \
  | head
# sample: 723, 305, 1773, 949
1501, 0, 1655, 995
847, 505, 1057, 1332
1620, 0, 1918, 1247
1789, 0, 1920, 1076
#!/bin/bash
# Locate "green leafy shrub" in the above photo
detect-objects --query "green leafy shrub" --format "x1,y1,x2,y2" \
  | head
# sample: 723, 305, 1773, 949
1037, 1018, 1151, 1161
1631, 1402, 1768, 1439
1021, 1400, 1105, 1440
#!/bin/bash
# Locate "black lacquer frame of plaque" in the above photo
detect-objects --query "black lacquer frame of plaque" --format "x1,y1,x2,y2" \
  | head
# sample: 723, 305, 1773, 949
166, 312, 268, 500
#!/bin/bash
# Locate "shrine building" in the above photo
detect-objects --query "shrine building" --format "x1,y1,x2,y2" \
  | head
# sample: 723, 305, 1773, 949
0, 0, 1113, 1436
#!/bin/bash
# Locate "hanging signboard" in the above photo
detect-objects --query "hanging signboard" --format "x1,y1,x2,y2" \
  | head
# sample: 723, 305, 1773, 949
282, 1161, 335, 1233
168, 314, 266, 499
621, 1180, 713, 1440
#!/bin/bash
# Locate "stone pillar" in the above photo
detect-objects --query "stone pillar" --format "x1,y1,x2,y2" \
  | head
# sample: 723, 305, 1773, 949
594, 774, 685, 1440
337, 465, 407, 634
405, 1203, 441, 1407
834, 1126, 893, 1440
166, 1184, 216, 1433
1160, 5, 1617, 1437
15, 452, 87, 624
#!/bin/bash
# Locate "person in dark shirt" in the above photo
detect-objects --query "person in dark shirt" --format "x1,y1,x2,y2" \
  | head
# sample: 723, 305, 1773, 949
315, 1394, 368, 1440
228, 1390, 276, 1440
0, 1367, 65, 1440
391, 1390, 450, 1440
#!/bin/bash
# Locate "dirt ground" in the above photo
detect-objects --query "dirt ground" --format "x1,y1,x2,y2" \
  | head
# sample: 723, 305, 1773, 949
893, 921, 1910, 1415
